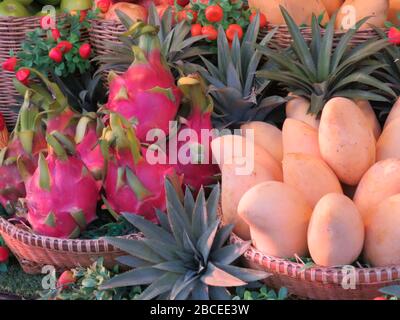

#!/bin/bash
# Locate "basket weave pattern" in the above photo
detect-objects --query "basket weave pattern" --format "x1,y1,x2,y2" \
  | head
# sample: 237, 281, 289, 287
0, 217, 135, 274
0, 16, 43, 128
260, 25, 385, 50
89, 19, 126, 56
230, 233, 400, 300
0, 16, 90, 129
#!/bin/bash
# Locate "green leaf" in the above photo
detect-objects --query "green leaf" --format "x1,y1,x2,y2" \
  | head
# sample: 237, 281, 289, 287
317, 12, 337, 81
192, 187, 208, 238
125, 168, 152, 201
211, 241, 251, 265
215, 263, 269, 283
121, 213, 174, 244
103, 237, 163, 264
101, 267, 165, 289
201, 262, 246, 287
137, 272, 180, 300
38, 153, 51, 191
380, 285, 400, 298
280, 6, 316, 80
206, 184, 220, 226
196, 220, 219, 262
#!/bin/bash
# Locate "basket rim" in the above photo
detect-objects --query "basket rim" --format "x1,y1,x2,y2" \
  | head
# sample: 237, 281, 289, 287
230, 233, 400, 285
0, 216, 137, 253
263, 23, 386, 34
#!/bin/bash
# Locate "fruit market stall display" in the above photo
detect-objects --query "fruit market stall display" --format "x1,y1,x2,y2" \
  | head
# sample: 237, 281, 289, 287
1, 0, 400, 301
0, 1, 92, 128
208, 7, 400, 300
252, 0, 391, 49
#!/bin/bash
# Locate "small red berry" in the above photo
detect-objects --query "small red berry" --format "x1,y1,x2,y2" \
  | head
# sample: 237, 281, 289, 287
96, 0, 111, 13
57, 271, 76, 289
51, 29, 61, 41
49, 47, 63, 63
2, 57, 18, 72
388, 27, 400, 45
191, 23, 202, 37
205, 5, 223, 23
176, 0, 190, 6
202, 25, 218, 41
40, 15, 55, 30
79, 43, 92, 59
16, 69, 30, 85
226, 24, 243, 42
56, 41, 73, 54
0, 247, 9, 263
250, 12, 267, 28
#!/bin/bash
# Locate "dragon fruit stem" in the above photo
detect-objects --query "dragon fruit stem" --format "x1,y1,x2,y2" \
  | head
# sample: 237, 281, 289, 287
178, 75, 213, 114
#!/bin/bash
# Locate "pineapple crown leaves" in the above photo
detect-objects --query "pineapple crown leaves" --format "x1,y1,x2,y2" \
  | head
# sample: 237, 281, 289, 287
372, 27, 400, 96
185, 15, 286, 128
100, 181, 268, 300
94, 4, 209, 76
51, 72, 106, 113
256, 7, 396, 115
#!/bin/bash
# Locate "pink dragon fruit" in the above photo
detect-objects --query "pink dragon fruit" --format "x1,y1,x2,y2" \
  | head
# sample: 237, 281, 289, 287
26, 133, 99, 238
172, 74, 220, 192
0, 91, 46, 209
103, 113, 181, 222
75, 115, 105, 180
105, 22, 181, 142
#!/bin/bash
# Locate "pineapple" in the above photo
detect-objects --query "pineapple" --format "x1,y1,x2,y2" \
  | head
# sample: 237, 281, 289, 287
256, 8, 396, 119
100, 181, 267, 300
96, 4, 210, 76
185, 14, 287, 129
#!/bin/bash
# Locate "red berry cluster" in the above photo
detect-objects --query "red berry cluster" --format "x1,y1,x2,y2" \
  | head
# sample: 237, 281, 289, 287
43, 17, 92, 64
1, 15, 92, 85
177, 0, 267, 44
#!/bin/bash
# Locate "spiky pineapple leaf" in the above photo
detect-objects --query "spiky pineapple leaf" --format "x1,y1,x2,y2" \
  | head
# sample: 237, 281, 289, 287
116, 255, 153, 268
280, 7, 316, 81
201, 262, 246, 287
211, 224, 235, 251
192, 188, 208, 239
104, 237, 164, 264
211, 241, 251, 265
137, 273, 180, 300
101, 267, 164, 289
170, 272, 199, 300
197, 220, 220, 262
121, 213, 174, 244
215, 264, 270, 283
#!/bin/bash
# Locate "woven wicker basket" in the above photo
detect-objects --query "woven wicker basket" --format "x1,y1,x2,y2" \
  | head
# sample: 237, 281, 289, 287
89, 18, 128, 82
89, 19, 126, 56
0, 16, 90, 129
260, 25, 386, 50
0, 16, 44, 128
230, 233, 400, 300
0, 217, 136, 275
